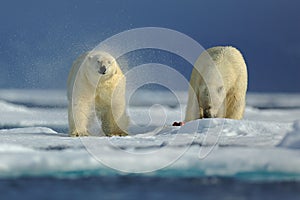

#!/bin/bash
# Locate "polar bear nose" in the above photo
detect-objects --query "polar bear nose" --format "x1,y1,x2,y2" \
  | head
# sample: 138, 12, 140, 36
99, 66, 107, 74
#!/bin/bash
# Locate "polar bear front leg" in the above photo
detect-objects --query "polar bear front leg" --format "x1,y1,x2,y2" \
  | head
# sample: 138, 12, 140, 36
68, 99, 93, 137
99, 108, 128, 137
225, 93, 245, 120
185, 86, 202, 122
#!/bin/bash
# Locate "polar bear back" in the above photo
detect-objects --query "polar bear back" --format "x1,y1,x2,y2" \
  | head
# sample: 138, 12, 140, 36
67, 52, 89, 101
208, 46, 247, 92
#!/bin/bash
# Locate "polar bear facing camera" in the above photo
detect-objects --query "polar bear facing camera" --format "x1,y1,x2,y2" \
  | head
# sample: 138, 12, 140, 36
67, 50, 129, 137
185, 46, 248, 121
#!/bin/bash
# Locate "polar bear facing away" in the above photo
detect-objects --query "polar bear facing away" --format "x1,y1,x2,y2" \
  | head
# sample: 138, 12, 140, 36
185, 46, 248, 122
67, 50, 129, 137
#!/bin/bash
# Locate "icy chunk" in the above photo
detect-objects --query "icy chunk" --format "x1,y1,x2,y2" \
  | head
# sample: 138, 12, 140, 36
278, 121, 300, 149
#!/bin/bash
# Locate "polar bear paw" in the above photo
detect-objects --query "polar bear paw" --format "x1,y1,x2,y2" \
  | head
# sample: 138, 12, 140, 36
69, 130, 90, 137
106, 131, 128, 137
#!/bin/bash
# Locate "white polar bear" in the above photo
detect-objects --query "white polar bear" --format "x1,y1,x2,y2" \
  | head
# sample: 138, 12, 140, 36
185, 46, 248, 121
67, 50, 129, 137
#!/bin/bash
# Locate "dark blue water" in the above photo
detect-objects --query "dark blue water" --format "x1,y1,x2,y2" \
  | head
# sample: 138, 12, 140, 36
1, 0, 300, 92
1, 176, 300, 200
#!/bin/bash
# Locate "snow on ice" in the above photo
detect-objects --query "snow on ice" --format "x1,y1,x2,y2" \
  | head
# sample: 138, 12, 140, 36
0, 89, 300, 180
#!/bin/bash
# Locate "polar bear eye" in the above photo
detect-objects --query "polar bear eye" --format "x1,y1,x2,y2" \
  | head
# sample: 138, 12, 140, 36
107, 61, 111, 65
217, 86, 224, 93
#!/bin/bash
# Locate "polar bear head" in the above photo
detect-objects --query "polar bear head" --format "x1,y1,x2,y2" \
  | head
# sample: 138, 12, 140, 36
83, 51, 118, 87
194, 54, 227, 118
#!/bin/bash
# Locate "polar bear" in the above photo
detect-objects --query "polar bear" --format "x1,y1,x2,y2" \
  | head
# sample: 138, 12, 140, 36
67, 50, 129, 137
185, 46, 248, 122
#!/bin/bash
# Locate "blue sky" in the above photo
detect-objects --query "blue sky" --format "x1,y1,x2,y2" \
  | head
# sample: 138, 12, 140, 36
0, 0, 299, 92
